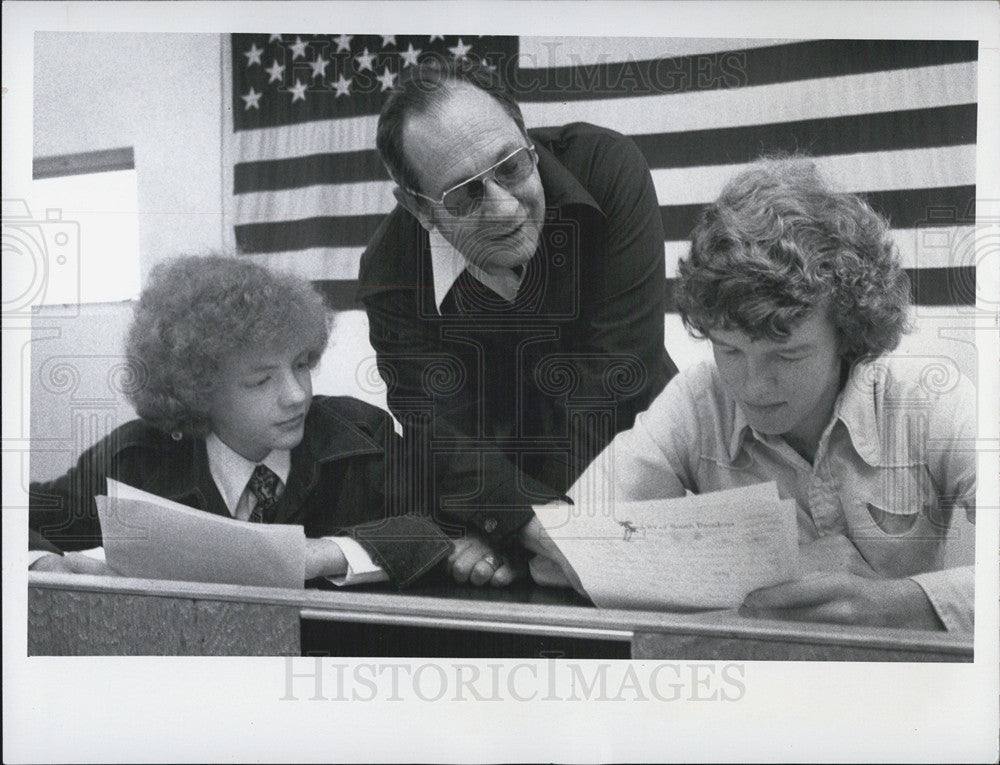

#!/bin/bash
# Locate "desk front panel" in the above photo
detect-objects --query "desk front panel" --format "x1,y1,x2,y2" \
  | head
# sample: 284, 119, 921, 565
28, 573, 974, 661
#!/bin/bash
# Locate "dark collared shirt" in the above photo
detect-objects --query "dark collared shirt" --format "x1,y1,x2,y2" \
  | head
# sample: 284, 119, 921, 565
359, 122, 678, 547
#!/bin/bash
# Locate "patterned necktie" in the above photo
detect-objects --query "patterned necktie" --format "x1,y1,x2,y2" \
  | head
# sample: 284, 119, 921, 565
247, 464, 280, 523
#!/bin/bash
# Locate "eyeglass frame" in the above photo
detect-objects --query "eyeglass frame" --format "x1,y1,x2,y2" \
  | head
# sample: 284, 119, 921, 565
403, 144, 539, 217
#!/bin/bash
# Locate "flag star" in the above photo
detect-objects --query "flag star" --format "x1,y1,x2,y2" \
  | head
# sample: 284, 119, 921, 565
448, 38, 472, 60
241, 87, 262, 110
333, 73, 352, 98
355, 47, 376, 72
289, 78, 308, 102
268, 34, 283, 43
265, 59, 285, 83
290, 36, 309, 60
429, 35, 444, 42
381, 35, 396, 47
309, 55, 329, 79
399, 42, 422, 67
243, 42, 263, 67
334, 34, 353, 53
376, 65, 397, 91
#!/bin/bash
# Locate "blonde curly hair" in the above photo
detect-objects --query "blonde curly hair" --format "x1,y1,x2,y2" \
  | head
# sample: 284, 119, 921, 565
124, 255, 331, 436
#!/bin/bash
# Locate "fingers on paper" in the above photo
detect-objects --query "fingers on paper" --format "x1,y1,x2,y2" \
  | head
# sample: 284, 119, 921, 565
740, 573, 862, 623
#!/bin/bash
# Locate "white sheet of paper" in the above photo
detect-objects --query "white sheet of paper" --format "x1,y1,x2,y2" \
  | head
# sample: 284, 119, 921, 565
96, 478, 306, 588
534, 482, 799, 609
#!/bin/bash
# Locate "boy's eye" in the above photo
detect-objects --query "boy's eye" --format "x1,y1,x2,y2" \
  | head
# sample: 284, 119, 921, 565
248, 376, 270, 388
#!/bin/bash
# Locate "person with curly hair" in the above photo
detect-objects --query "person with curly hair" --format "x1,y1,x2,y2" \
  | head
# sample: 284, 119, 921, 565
535, 157, 976, 631
28, 255, 516, 589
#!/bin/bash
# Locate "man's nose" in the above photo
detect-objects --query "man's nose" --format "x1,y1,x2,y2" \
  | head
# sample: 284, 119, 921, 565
479, 176, 521, 213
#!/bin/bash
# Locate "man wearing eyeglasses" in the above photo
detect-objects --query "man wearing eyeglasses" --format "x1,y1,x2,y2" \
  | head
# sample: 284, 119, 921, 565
358, 59, 678, 588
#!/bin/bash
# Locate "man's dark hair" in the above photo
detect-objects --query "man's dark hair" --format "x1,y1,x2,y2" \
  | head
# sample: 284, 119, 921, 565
376, 57, 527, 194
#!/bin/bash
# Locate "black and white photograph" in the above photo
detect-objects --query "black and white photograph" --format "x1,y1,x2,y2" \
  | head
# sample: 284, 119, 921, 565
4, 1, 998, 762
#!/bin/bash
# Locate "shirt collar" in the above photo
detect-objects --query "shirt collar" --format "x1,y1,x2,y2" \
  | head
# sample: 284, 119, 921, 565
532, 137, 603, 211
835, 358, 888, 466
725, 400, 800, 463
205, 431, 291, 515
428, 228, 526, 312
727, 401, 755, 463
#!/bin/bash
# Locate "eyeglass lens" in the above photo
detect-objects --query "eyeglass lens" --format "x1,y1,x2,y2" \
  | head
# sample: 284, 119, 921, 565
442, 148, 535, 216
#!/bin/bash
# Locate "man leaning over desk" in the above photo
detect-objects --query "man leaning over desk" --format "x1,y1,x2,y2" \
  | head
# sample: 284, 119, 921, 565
358, 58, 678, 584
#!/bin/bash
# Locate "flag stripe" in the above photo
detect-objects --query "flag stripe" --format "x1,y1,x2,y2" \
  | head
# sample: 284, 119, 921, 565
311, 266, 977, 312
659, 185, 975, 242
239, 247, 366, 281
231, 103, 975, 195
512, 39, 978, 102
908, 267, 977, 306
234, 148, 388, 193
236, 180, 395, 226
235, 214, 385, 253
520, 62, 977, 136
232, 113, 379, 165
652, 145, 974, 207
235, 185, 975, 255
517, 37, 799, 68
232, 145, 974, 226
228, 225, 976, 285
632, 103, 977, 169
664, 226, 976, 274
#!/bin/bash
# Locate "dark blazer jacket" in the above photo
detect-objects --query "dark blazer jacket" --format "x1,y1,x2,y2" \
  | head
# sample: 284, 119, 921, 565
29, 396, 452, 588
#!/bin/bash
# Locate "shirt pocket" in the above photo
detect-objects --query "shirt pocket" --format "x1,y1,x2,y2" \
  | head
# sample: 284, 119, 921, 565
840, 462, 949, 578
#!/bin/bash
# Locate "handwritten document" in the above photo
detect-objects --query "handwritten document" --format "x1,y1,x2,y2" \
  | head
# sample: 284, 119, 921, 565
533, 483, 798, 610
95, 479, 306, 588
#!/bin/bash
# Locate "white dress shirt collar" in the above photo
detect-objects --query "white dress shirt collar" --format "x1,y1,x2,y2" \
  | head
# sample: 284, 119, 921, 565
205, 432, 291, 516
429, 227, 525, 312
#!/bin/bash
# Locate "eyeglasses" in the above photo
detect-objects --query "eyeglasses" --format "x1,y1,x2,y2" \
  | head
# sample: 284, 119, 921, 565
407, 144, 538, 218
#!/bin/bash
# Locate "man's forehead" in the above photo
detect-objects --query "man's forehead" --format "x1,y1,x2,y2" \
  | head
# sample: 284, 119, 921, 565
402, 84, 524, 182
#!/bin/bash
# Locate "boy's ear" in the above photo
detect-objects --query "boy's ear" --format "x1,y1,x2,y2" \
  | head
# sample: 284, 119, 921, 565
393, 186, 435, 232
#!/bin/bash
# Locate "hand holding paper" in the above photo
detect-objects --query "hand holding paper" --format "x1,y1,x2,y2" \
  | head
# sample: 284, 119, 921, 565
532, 482, 799, 610
96, 479, 306, 588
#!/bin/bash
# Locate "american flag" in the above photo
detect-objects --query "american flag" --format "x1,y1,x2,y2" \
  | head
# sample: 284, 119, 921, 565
225, 35, 977, 311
